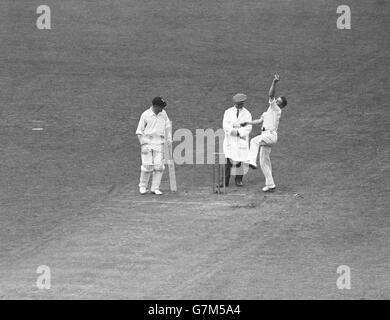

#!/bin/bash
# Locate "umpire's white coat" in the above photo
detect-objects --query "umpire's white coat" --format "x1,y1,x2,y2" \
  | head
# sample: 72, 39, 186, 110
223, 106, 252, 162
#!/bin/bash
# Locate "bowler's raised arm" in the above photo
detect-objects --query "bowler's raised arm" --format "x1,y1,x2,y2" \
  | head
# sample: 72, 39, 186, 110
269, 74, 280, 99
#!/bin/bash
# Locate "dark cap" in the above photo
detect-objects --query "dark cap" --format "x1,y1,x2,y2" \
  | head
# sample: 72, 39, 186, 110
152, 96, 167, 108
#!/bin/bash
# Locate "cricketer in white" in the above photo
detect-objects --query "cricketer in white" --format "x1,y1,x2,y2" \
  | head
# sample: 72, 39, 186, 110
136, 97, 172, 195
242, 74, 288, 192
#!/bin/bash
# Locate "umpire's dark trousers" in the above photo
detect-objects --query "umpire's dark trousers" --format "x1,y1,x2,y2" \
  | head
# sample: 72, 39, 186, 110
224, 158, 243, 186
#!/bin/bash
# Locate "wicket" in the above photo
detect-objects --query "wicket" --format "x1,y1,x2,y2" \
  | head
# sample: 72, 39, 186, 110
212, 152, 226, 194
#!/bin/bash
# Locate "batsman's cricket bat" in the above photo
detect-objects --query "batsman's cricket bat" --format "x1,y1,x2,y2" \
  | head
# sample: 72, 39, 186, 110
165, 124, 177, 192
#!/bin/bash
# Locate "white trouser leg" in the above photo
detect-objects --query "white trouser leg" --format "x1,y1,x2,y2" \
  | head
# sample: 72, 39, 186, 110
247, 132, 277, 165
247, 135, 263, 165
139, 170, 152, 188
259, 146, 275, 187
151, 171, 164, 191
139, 144, 154, 188
151, 145, 165, 191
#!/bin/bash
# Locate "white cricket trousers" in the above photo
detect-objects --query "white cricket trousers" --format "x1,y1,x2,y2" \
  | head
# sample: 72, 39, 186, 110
247, 131, 278, 187
139, 143, 165, 191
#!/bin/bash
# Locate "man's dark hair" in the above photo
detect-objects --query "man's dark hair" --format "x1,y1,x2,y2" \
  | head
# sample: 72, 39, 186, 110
152, 96, 167, 108
280, 96, 288, 107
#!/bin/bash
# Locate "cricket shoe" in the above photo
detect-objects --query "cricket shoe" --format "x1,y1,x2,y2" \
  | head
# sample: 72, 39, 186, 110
262, 185, 276, 192
151, 189, 163, 195
139, 187, 148, 195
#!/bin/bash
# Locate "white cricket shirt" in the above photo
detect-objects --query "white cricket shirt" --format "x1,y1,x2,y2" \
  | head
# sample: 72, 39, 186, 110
261, 98, 282, 132
136, 107, 171, 144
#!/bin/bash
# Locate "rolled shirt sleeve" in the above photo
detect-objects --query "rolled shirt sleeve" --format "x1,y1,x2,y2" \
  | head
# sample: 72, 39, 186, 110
269, 98, 279, 111
260, 113, 265, 122
136, 112, 146, 136
164, 115, 172, 143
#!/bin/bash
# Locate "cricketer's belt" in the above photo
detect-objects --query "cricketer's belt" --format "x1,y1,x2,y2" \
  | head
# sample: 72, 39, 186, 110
144, 134, 165, 144
262, 128, 276, 133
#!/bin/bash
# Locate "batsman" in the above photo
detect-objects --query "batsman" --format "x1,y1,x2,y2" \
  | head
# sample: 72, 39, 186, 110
136, 97, 172, 195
